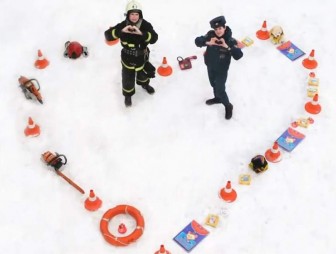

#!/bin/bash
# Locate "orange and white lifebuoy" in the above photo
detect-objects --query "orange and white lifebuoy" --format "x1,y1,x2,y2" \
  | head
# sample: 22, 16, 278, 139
100, 204, 145, 246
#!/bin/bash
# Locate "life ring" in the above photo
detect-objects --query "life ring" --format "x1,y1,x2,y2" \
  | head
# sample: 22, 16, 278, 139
100, 204, 145, 246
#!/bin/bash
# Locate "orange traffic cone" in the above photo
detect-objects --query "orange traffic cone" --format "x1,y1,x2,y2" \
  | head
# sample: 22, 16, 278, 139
106, 38, 119, 46
302, 49, 318, 69
24, 117, 41, 137
34, 49, 49, 69
155, 244, 171, 254
118, 223, 127, 234
256, 20, 270, 40
265, 141, 282, 163
305, 93, 321, 114
157, 57, 173, 76
84, 189, 102, 211
219, 181, 237, 203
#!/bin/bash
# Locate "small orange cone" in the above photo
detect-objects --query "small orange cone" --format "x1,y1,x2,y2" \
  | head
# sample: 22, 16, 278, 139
265, 141, 282, 163
34, 49, 49, 69
157, 57, 173, 76
305, 93, 321, 114
118, 223, 127, 234
219, 181, 237, 203
302, 49, 318, 69
256, 21, 270, 40
84, 189, 102, 211
155, 244, 171, 254
106, 38, 119, 46
24, 117, 40, 137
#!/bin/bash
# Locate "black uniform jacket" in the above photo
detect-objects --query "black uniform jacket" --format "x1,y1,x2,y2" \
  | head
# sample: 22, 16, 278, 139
195, 26, 243, 71
105, 19, 158, 68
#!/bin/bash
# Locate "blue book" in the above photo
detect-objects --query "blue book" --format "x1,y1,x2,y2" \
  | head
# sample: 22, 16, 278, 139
173, 220, 209, 252
276, 127, 305, 152
277, 41, 305, 61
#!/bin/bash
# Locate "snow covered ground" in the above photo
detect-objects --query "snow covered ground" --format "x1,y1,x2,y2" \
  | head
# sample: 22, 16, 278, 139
1, 0, 336, 253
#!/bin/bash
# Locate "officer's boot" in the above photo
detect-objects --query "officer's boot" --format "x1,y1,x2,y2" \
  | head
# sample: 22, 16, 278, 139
225, 103, 233, 120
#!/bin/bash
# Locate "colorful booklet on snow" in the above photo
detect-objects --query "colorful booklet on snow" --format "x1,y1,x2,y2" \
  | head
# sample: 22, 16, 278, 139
173, 220, 209, 252
276, 127, 305, 152
277, 41, 305, 61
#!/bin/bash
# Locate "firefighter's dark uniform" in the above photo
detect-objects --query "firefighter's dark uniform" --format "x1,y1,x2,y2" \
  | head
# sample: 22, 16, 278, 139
105, 15, 158, 100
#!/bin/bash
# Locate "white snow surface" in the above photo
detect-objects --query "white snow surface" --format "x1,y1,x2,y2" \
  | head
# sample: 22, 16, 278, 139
1, 0, 336, 253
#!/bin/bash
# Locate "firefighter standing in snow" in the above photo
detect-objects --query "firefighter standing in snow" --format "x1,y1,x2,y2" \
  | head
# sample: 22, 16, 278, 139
104, 1, 158, 107
195, 16, 243, 120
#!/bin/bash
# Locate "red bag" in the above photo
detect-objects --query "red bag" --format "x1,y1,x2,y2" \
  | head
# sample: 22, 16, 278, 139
177, 56, 197, 70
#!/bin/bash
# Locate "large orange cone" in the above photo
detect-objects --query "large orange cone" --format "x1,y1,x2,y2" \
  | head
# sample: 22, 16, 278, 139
24, 117, 40, 137
84, 189, 102, 211
256, 21, 270, 40
219, 181, 237, 203
106, 38, 119, 46
265, 141, 282, 163
157, 57, 173, 76
302, 49, 318, 69
34, 49, 49, 69
155, 244, 171, 254
305, 93, 321, 114
118, 223, 127, 234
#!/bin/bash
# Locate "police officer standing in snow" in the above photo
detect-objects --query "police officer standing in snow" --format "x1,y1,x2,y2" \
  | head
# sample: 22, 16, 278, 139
105, 0, 158, 107
195, 16, 243, 119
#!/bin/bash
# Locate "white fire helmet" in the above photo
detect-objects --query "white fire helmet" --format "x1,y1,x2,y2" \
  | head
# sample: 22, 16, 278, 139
125, 0, 143, 19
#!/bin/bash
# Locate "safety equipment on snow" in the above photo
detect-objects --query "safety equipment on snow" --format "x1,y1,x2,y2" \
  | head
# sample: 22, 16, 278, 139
64, 41, 88, 59
177, 55, 197, 70
18, 76, 43, 104
41, 151, 85, 194
41, 151, 67, 171
249, 155, 269, 173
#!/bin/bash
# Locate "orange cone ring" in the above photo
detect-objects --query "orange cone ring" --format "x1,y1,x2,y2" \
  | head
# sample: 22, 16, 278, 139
24, 117, 40, 137
256, 20, 270, 40
157, 57, 173, 76
302, 49, 318, 69
265, 141, 282, 163
34, 49, 49, 69
219, 181, 237, 202
100, 205, 144, 246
